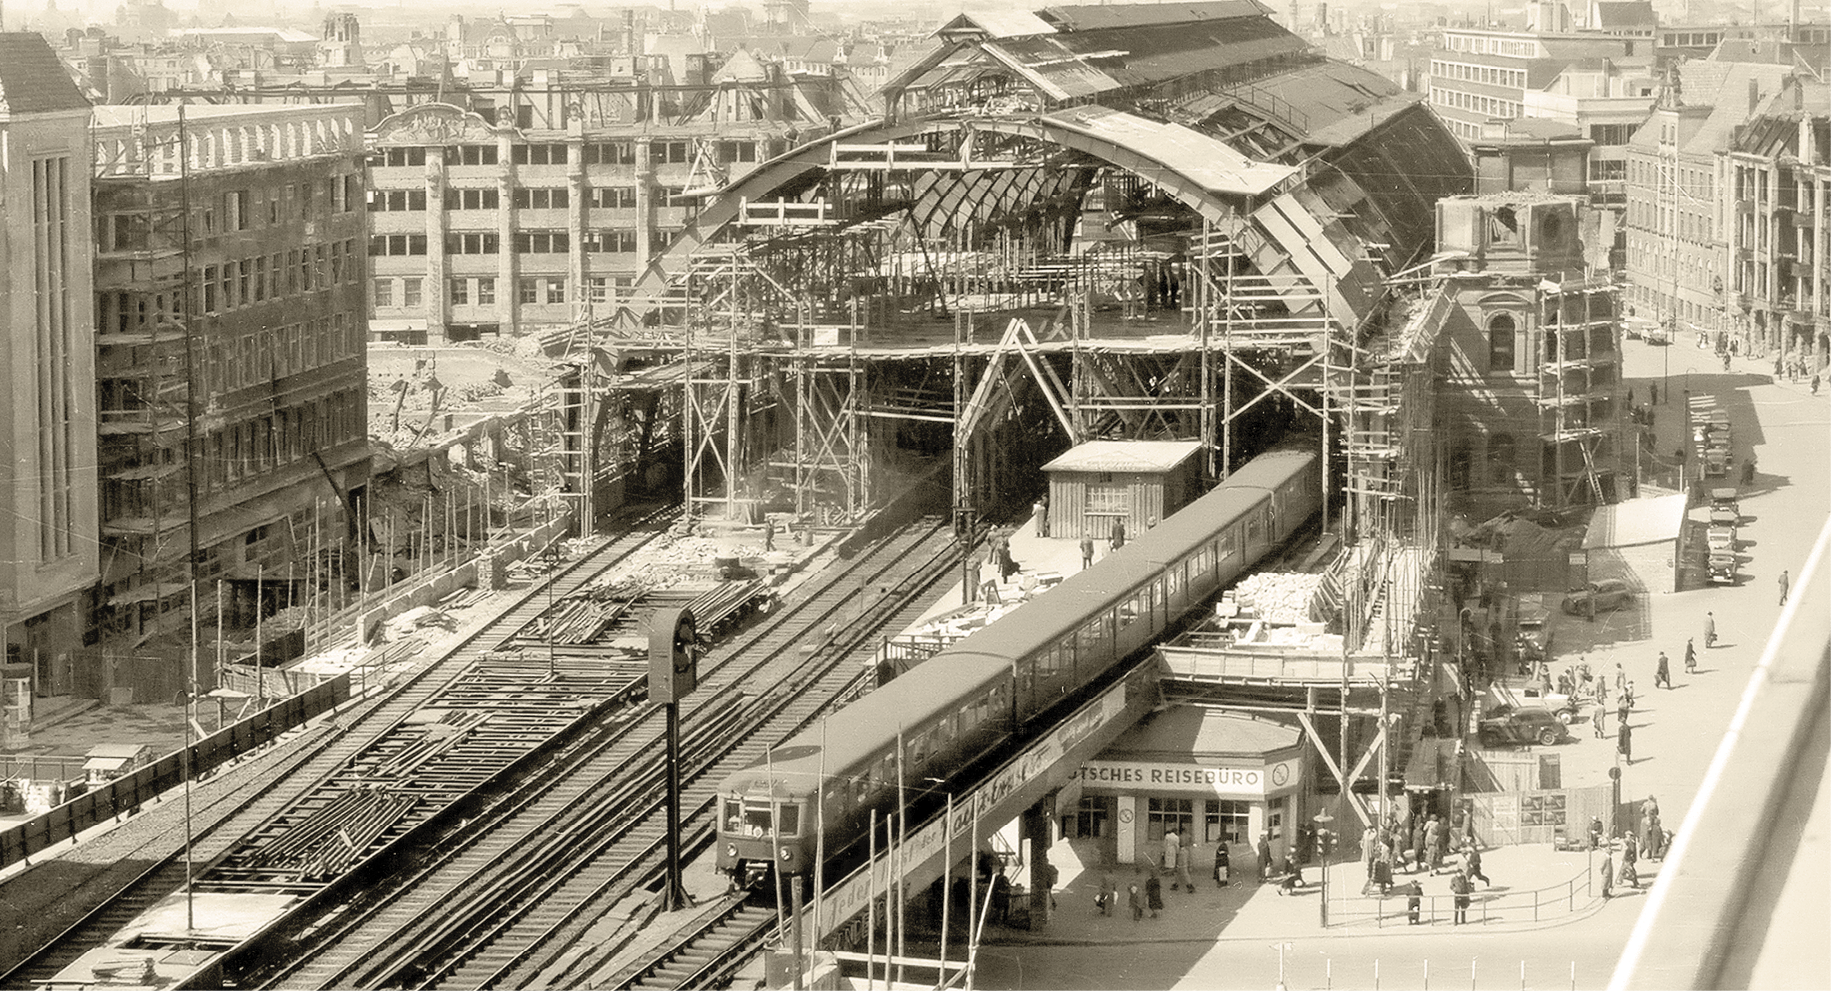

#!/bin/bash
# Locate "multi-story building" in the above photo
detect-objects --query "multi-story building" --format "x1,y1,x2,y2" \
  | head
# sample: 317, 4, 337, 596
364, 59, 858, 343
1721, 79, 1829, 367
89, 103, 371, 645
0, 33, 100, 701
1427, 195, 1625, 513
1622, 60, 1795, 349
1428, 21, 1642, 143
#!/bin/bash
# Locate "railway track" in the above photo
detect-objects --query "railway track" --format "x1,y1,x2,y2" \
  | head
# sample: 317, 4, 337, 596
242, 515, 968, 991
0, 507, 679, 991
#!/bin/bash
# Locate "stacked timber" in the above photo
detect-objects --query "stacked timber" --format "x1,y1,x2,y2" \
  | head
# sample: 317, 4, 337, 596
249, 787, 420, 880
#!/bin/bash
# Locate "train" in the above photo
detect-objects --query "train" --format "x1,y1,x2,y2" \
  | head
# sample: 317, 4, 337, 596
715, 447, 1322, 883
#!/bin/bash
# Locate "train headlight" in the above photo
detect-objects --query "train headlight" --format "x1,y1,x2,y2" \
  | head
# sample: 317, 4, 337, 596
727, 844, 737, 858
780, 847, 794, 862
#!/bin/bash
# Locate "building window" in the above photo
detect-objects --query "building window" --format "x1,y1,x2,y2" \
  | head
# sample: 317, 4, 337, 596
373, 278, 393, 307
224, 189, 250, 230
446, 188, 500, 210
382, 147, 427, 167
1071, 796, 1108, 838
370, 234, 428, 256
1146, 797, 1195, 844
1204, 799, 1250, 845
589, 186, 638, 209
582, 141, 636, 165
545, 278, 566, 304
511, 143, 568, 165
586, 277, 609, 303
520, 277, 540, 304
403, 277, 422, 308
1488, 313, 1516, 373
512, 188, 570, 209
1087, 483, 1127, 515
1489, 433, 1516, 484
446, 232, 500, 254
450, 279, 468, 305
512, 231, 569, 253
477, 277, 496, 305
650, 140, 690, 164
583, 230, 638, 253
447, 144, 498, 165
369, 189, 427, 211
717, 140, 758, 163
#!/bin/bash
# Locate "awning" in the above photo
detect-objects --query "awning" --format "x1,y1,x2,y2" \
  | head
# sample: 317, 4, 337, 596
83, 756, 132, 773
1582, 494, 1687, 550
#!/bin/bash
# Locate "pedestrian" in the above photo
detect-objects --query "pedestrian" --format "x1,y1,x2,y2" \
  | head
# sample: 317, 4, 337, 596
1163, 828, 1180, 873
1655, 651, 1671, 689
1256, 833, 1274, 882
1079, 533, 1094, 570
1650, 381, 1659, 406
1144, 871, 1163, 918
1424, 814, 1444, 872
1094, 873, 1113, 915
1614, 662, 1627, 694
1600, 852, 1615, 898
1362, 825, 1379, 879
1813, 372, 1822, 396
1033, 494, 1049, 538
1684, 637, 1697, 674
1405, 880, 1424, 924
1176, 840, 1195, 893
1128, 882, 1144, 922
1618, 720, 1633, 763
1587, 815, 1605, 851
1705, 611, 1717, 648
1779, 569, 1789, 606
964, 552, 982, 604
1593, 704, 1607, 737
1110, 518, 1127, 552
1041, 862, 1059, 909
1277, 854, 1302, 895
762, 516, 775, 552
1464, 844, 1490, 886
1214, 844, 1230, 887
1621, 830, 1638, 868
1450, 866, 1472, 924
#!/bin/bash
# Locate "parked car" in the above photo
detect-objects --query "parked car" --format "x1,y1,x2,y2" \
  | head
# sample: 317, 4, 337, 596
1706, 524, 1738, 553
1518, 685, 1581, 725
1478, 705, 1569, 747
1708, 550, 1738, 585
1514, 600, 1554, 665
1562, 579, 1633, 617
1708, 487, 1741, 525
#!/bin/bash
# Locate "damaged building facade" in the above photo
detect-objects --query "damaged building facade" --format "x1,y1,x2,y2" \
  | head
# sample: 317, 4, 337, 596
90, 103, 371, 646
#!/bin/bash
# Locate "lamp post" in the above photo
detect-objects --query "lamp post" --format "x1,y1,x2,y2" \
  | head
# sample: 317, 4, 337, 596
1313, 809, 1334, 927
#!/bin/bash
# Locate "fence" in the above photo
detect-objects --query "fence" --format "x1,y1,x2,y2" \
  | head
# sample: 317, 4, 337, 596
0, 755, 86, 783
1325, 859, 1597, 929
0, 673, 350, 872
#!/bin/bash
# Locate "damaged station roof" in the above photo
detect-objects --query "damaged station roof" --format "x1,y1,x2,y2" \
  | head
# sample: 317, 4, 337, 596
639, 0, 1471, 333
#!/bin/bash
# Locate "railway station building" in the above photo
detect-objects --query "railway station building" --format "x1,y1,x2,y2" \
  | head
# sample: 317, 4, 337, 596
1064, 707, 1304, 869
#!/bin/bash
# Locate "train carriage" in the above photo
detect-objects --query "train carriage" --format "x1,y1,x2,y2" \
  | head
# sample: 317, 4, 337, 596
717, 447, 1321, 882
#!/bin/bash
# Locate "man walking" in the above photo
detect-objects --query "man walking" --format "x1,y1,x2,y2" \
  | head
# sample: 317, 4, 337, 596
1176, 841, 1195, 893
1163, 827, 1180, 874
1600, 851, 1615, 899
1684, 638, 1697, 674
1405, 880, 1423, 924
1779, 569, 1790, 606
1593, 704, 1608, 738
1464, 844, 1490, 886
1256, 833, 1274, 883
1110, 518, 1127, 552
1033, 494, 1049, 538
1079, 533, 1094, 570
1618, 720, 1633, 763
1704, 611, 1717, 648
1655, 651, 1671, 689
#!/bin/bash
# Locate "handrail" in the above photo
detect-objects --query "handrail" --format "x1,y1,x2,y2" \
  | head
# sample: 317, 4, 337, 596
1324, 857, 1598, 928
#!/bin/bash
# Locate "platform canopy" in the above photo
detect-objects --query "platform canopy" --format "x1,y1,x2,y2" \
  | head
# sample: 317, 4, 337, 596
1043, 440, 1203, 474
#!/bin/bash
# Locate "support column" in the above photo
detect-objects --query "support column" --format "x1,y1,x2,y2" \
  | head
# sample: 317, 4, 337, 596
1115, 795, 1137, 865
1024, 799, 1053, 927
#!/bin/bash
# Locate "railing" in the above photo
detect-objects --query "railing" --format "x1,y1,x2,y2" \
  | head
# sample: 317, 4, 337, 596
1324, 859, 1597, 928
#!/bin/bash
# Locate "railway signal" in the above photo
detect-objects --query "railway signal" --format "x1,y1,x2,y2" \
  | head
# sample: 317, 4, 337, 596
651, 606, 699, 911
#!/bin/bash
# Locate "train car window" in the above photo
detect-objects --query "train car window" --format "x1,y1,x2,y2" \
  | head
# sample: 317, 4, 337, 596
1247, 508, 1266, 546
987, 682, 1011, 728
1220, 527, 1238, 563
724, 798, 743, 833
1119, 592, 1140, 628
741, 800, 777, 837
1167, 564, 1185, 603
777, 804, 801, 836
1059, 636, 1077, 680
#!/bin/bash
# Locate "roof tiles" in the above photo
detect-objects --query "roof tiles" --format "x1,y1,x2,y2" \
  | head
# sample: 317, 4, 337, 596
0, 33, 89, 114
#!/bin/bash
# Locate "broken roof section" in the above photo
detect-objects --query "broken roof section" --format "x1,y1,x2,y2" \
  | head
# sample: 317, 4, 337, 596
1046, 104, 1298, 197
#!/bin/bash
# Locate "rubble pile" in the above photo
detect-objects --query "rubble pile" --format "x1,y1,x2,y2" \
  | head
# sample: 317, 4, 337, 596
1229, 572, 1325, 625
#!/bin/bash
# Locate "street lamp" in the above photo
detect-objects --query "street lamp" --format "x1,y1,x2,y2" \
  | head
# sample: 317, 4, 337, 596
1313, 809, 1335, 927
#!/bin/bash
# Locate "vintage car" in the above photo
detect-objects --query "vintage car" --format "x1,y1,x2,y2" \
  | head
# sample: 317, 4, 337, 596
1518, 685, 1581, 724
1708, 550, 1738, 585
1706, 523, 1739, 553
1478, 705, 1569, 747
1708, 487, 1741, 525
1562, 579, 1633, 617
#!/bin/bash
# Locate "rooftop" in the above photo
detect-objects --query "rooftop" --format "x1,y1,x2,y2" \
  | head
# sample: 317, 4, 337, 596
0, 33, 89, 114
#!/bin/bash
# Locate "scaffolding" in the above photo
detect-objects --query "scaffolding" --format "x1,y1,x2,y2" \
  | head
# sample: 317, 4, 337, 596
1535, 278, 1621, 508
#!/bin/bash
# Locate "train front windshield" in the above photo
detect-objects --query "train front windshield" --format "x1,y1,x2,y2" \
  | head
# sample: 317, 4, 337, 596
724, 798, 799, 837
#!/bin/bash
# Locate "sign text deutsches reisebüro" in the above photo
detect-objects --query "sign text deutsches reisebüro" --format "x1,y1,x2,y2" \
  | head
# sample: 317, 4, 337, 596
1073, 760, 1289, 796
